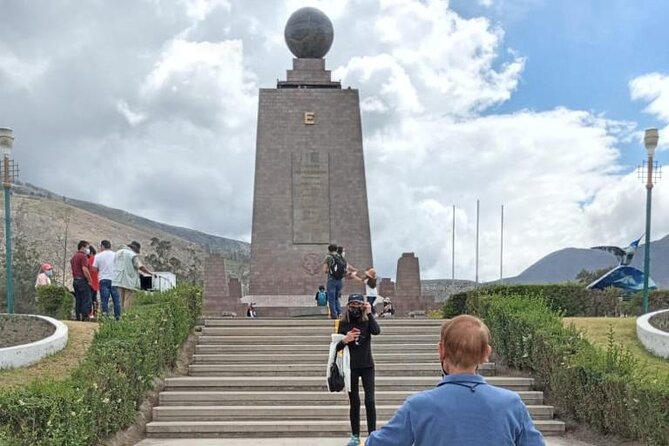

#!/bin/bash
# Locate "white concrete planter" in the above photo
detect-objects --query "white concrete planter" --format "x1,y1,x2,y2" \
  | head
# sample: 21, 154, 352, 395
636, 309, 669, 360
0, 314, 69, 370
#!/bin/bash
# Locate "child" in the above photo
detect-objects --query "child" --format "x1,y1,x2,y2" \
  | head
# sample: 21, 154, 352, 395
315, 285, 328, 307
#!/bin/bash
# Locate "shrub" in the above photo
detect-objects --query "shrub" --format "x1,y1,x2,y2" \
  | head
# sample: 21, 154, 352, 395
0, 284, 202, 446
443, 284, 622, 318
36, 285, 74, 320
478, 292, 669, 444
620, 290, 669, 316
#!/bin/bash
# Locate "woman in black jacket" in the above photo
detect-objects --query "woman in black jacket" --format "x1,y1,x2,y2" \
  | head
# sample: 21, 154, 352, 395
337, 294, 381, 446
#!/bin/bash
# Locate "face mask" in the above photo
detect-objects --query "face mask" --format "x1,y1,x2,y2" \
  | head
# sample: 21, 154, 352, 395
349, 308, 362, 319
45, 270, 53, 277
84, 248, 91, 255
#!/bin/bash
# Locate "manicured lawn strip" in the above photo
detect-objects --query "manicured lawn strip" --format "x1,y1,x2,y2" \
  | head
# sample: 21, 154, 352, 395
0, 321, 98, 390
565, 317, 669, 379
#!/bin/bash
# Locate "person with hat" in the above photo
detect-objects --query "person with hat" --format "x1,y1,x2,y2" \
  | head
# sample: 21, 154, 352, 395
112, 241, 154, 310
35, 263, 53, 288
336, 294, 381, 446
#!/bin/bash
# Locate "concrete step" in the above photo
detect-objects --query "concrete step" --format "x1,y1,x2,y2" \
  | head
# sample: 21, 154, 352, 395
159, 390, 546, 407
187, 362, 495, 377
164, 376, 534, 392
198, 334, 439, 345
192, 352, 441, 364
153, 404, 555, 421
200, 326, 441, 336
146, 419, 566, 438
195, 343, 437, 354
204, 319, 445, 327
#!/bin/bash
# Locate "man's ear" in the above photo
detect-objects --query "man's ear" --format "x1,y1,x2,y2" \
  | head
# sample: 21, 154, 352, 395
483, 344, 492, 363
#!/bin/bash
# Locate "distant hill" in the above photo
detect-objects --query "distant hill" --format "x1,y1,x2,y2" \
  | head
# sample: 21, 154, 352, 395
14, 181, 250, 262
421, 279, 477, 302
2, 182, 250, 287
507, 235, 669, 288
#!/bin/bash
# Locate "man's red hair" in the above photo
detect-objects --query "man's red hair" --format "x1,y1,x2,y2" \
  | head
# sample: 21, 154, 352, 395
440, 315, 491, 369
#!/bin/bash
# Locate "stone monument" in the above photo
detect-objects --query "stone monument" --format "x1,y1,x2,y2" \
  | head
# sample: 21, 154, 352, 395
246, 7, 372, 313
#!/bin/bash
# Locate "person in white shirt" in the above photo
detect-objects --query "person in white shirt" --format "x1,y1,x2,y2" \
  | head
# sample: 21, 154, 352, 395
93, 240, 121, 320
351, 268, 379, 315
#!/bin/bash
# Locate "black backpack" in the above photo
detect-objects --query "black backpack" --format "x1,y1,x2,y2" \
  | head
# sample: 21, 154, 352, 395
328, 360, 345, 392
329, 254, 347, 280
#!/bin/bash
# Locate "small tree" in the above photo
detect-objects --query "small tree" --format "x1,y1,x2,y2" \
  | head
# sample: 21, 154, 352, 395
575, 267, 613, 285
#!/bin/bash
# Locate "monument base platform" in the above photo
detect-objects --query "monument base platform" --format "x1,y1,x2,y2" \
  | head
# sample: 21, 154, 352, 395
242, 295, 330, 318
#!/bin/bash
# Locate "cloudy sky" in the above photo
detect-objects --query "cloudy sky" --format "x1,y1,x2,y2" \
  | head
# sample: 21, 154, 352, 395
2, 0, 669, 282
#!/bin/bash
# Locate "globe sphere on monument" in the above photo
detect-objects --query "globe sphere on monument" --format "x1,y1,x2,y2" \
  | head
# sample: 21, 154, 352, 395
284, 7, 334, 59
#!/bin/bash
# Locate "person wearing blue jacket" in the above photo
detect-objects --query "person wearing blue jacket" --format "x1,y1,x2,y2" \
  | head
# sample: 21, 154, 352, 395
365, 315, 545, 446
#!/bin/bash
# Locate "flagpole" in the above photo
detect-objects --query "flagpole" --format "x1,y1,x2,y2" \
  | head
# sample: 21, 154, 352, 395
500, 205, 504, 284
452, 205, 455, 281
475, 199, 479, 286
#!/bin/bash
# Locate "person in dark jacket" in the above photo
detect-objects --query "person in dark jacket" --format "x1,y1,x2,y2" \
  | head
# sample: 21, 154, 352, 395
336, 294, 381, 446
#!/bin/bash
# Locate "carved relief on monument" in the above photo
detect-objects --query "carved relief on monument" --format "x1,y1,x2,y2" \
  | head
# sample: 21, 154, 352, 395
302, 253, 323, 275
292, 151, 330, 244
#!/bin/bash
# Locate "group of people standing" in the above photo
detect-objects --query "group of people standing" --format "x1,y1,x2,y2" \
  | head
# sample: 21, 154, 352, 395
36, 239, 154, 321
321, 244, 394, 320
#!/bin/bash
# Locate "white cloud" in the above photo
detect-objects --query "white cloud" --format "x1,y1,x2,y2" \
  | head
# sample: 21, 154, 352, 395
1, 0, 660, 284
630, 73, 669, 149
0, 49, 49, 91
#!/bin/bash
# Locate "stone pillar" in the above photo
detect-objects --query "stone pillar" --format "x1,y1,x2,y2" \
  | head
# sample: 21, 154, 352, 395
379, 278, 395, 298
203, 254, 230, 315
394, 252, 423, 316
228, 278, 242, 300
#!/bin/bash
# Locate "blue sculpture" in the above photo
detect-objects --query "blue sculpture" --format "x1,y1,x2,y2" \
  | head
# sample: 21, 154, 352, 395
587, 236, 657, 291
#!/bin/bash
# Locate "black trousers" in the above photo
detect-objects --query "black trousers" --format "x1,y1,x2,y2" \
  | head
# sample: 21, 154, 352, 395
73, 278, 92, 321
348, 367, 376, 436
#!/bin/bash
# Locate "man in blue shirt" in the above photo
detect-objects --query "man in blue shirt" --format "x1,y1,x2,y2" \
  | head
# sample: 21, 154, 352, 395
365, 315, 545, 446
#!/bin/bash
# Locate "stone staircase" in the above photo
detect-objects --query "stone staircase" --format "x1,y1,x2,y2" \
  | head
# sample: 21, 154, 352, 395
146, 318, 565, 439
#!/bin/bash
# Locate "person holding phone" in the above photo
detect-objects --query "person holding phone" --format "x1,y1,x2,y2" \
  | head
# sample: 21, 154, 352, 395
336, 294, 381, 446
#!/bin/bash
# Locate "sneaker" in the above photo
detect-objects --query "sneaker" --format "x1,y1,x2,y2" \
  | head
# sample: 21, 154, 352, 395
346, 435, 361, 446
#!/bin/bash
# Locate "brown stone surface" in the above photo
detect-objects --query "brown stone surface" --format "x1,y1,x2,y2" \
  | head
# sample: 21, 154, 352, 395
378, 278, 395, 298
249, 58, 371, 298
394, 252, 426, 316
228, 278, 242, 300
203, 254, 231, 315
396, 253, 421, 297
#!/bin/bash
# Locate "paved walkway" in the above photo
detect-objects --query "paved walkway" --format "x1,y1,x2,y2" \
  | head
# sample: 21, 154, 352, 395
136, 436, 597, 446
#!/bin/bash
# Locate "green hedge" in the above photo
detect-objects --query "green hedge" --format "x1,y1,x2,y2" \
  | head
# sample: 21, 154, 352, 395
36, 285, 74, 320
443, 284, 624, 318
479, 293, 669, 444
0, 285, 202, 446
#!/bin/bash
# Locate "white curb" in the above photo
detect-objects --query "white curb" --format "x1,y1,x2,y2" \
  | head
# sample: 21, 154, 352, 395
636, 309, 669, 360
0, 314, 69, 369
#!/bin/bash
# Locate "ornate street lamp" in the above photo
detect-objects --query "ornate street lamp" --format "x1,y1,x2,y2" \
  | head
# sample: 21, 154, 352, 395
0, 128, 14, 314
642, 128, 659, 314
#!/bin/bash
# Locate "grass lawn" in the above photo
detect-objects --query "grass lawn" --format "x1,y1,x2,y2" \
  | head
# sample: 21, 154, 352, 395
0, 321, 98, 389
565, 317, 669, 379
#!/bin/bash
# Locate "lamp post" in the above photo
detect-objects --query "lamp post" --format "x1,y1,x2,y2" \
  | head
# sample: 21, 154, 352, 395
0, 128, 14, 314
642, 128, 659, 314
